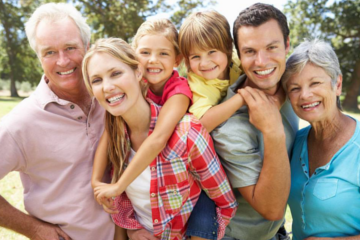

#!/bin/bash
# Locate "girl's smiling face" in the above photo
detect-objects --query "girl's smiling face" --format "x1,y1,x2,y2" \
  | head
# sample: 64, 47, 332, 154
87, 52, 142, 117
188, 48, 228, 80
135, 34, 181, 95
286, 63, 342, 123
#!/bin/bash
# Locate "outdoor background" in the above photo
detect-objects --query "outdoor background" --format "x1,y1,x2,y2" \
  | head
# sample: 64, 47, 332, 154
0, 0, 359, 239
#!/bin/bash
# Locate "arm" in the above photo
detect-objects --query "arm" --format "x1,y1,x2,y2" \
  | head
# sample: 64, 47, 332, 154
0, 195, 70, 240
127, 229, 158, 240
114, 225, 127, 240
237, 87, 290, 221
94, 94, 189, 201
200, 93, 244, 132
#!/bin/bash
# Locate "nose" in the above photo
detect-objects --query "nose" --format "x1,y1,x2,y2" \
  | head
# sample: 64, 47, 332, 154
56, 51, 70, 67
300, 87, 313, 100
149, 53, 158, 63
103, 78, 115, 92
200, 57, 209, 68
255, 50, 268, 67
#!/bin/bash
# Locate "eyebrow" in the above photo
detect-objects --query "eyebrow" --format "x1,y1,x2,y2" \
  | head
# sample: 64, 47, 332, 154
241, 40, 281, 52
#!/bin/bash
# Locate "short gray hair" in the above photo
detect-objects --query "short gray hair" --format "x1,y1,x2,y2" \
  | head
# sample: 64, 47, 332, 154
25, 3, 91, 54
282, 39, 342, 109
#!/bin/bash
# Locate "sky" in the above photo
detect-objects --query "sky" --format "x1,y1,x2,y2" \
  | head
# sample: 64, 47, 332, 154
148, 0, 289, 30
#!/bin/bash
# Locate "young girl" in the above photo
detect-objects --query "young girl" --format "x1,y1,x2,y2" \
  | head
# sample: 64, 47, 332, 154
82, 38, 237, 239
179, 10, 245, 132
91, 19, 191, 204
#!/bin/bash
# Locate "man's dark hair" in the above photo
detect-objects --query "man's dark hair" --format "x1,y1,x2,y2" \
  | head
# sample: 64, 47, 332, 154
233, 3, 290, 57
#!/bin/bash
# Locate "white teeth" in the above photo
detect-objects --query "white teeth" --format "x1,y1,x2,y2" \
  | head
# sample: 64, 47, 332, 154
107, 94, 125, 104
201, 66, 216, 72
302, 102, 320, 109
59, 68, 75, 75
255, 68, 275, 75
148, 69, 161, 73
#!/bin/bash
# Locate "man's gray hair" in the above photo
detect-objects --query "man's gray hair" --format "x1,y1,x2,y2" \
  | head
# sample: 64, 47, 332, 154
25, 2, 91, 54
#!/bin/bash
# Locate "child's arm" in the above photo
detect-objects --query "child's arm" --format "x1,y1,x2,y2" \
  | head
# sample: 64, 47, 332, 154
94, 94, 190, 200
200, 93, 244, 133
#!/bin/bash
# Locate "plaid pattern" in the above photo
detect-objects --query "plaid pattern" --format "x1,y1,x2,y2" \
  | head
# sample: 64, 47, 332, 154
112, 100, 237, 239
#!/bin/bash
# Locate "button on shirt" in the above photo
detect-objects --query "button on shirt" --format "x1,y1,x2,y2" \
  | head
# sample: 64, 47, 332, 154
288, 119, 360, 240
0, 77, 114, 240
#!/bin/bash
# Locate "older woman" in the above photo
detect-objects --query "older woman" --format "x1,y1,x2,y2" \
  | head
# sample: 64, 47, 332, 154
282, 39, 360, 240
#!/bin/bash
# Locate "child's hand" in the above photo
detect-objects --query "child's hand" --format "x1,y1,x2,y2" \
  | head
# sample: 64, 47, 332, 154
94, 183, 123, 212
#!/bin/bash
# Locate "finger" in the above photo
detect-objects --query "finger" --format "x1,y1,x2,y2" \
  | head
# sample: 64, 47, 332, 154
239, 87, 257, 106
102, 202, 119, 214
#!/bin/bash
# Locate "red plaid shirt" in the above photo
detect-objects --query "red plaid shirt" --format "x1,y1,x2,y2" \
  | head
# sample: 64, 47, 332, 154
112, 100, 237, 239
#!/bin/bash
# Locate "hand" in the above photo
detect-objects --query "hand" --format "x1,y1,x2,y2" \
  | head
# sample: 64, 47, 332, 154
238, 87, 284, 135
31, 221, 71, 240
94, 183, 120, 214
127, 229, 158, 240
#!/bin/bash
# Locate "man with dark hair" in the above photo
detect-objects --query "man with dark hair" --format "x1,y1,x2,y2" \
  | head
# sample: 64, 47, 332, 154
212, 3, 298, 240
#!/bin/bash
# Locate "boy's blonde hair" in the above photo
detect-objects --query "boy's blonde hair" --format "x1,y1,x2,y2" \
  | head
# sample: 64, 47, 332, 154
179, 10, 233, 68
82, 38, 147, 183
132, 18, 180, 56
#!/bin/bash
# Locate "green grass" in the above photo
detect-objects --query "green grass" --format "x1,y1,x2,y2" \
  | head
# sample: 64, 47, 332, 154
0, 96, 24, 119
0, 96, 359, 239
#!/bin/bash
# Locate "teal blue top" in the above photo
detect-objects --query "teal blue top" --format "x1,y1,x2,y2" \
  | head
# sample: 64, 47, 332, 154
288, 118, 360, 240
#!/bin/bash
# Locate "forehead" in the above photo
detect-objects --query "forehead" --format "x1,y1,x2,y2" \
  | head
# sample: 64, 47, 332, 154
35, 17, 83, 52
236, 19, 285, 49
137, 34, 173, 49
88, 53, 131, 75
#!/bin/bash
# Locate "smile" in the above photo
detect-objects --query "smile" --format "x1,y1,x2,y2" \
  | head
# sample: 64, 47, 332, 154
301, 101, 320, 109
201, 66, 217, 72
254, 68, 275, 75
58, 68, 76, 75
147, 68, 162, 73
106, 94, 125, 104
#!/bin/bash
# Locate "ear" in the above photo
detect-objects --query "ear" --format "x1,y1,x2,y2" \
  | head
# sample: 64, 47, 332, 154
335, 75, 342, 96
135, 67, 143, 82
174, 54, 183, 67
285, 36, 290, 55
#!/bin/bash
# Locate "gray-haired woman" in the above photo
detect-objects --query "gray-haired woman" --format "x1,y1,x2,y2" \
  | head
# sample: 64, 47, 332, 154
282, 39, 360, 240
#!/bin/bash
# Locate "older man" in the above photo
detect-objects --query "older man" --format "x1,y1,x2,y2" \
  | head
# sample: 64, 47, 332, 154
0, 3, 114, 240
212, 3, 299, 240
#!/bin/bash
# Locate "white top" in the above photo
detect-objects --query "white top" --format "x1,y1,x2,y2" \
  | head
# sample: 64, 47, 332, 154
125, 149, 153, 232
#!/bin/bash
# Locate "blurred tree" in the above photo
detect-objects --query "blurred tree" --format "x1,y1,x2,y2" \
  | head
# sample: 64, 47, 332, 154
284, 0, 360, 111
75, 0, 214, 43
0, 0, 213, 97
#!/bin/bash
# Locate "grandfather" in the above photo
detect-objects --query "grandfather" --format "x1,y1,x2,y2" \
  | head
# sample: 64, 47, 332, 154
0, 3, 114, 240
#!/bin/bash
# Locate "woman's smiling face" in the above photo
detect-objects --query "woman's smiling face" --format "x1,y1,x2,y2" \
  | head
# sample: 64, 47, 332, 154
87, 52, 142, 117
286, 63, 342, 123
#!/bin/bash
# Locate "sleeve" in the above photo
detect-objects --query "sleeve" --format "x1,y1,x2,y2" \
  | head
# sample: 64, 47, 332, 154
187, 80, 213, 119
162, 76, 193, 105
211, 113, 263, 188
0, 123, 27, 180
111, 193, 143, 230
187, 121, 237, 239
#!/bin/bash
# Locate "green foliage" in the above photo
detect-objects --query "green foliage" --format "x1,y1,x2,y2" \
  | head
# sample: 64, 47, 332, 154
284, 0, 360, 111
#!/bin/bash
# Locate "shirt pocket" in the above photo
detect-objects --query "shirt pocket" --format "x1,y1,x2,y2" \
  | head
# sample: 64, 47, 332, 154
312, 178, 338, 200
158, 179, 190, 215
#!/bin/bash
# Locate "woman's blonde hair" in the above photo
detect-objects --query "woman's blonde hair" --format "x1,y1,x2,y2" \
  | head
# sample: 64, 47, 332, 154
82, 38, 147, 183
132, 18, 180, 56
179, 10, 233, 68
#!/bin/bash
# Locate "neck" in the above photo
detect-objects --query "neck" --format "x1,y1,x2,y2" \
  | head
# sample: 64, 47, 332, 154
243, 77, 280, 96
48, 81, 92, 115
310, 110, 348, 141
